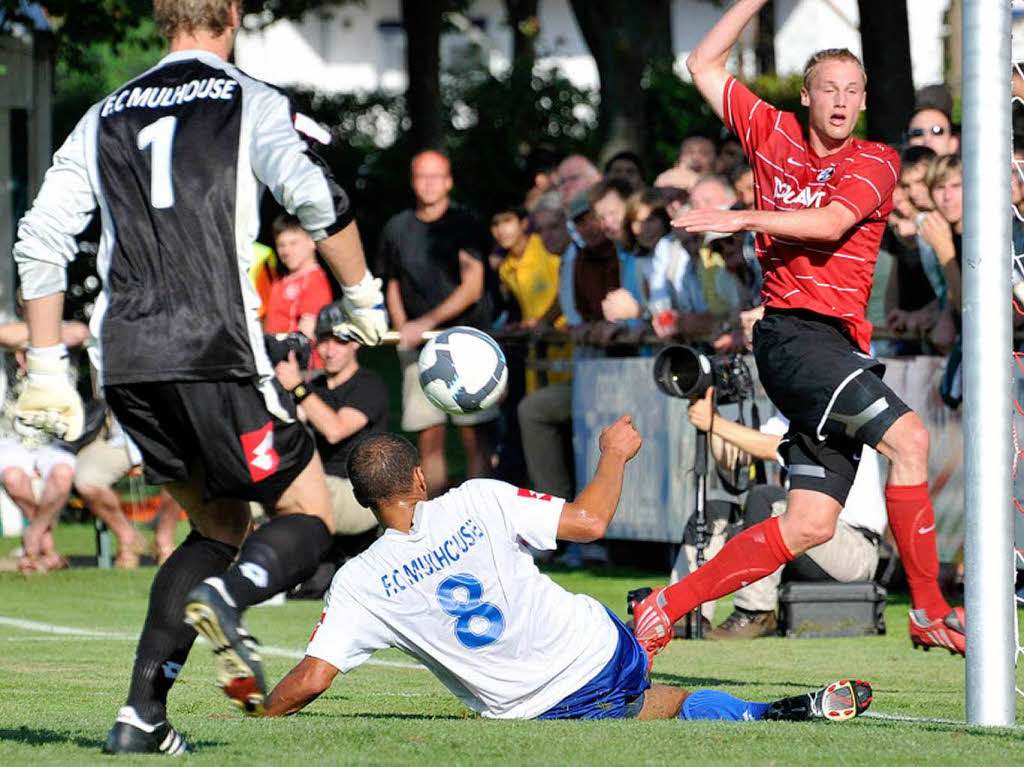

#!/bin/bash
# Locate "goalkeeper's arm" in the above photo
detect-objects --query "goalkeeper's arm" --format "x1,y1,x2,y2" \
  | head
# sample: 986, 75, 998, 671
11, 110, 96, 440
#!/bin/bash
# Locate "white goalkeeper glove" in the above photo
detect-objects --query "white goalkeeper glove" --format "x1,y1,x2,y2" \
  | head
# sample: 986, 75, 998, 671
14, 345, 84, 441
339, 270, 388, 345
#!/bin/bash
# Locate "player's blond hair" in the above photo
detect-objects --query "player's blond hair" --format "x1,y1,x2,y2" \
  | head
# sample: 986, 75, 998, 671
802, 48, 867, 90
925, 153, 962, 192
153, 0, 236, 42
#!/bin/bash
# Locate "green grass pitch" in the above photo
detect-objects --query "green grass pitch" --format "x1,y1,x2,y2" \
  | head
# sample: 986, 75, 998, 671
0, 524, 1022, 766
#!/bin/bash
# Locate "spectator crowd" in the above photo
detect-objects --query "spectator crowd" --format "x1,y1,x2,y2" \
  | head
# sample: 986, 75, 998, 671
3, 76, 994, 605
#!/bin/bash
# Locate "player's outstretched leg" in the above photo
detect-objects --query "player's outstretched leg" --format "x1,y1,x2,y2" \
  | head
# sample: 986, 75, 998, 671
185, 512, 332, 715
103, 531, 237, 754
632, 516, 794, 660
762, 679, 873, 723
676, 680, 872, 722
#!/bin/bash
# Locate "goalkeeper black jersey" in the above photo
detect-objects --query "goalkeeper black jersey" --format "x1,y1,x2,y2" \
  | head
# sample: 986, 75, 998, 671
13, 50, 351, 385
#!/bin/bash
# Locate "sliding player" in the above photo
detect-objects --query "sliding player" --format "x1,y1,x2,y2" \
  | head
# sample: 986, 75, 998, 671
262, 425, 872, 725
633, 0, 964, 658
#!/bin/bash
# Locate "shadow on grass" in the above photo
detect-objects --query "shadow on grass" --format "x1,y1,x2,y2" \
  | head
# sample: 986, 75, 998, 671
651, 672, 812, 691
296, 711, 468, 721
0, 726, 226, 751
0, 726, 104, 750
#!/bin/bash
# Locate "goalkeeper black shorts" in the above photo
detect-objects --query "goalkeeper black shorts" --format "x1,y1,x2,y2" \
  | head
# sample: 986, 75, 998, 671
752, 308, 911, 505
106, 378, 314, 505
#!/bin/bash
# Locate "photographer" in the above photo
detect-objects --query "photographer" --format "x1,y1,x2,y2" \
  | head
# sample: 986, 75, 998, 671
274, 303, 386, 570
683, 386, 885, 639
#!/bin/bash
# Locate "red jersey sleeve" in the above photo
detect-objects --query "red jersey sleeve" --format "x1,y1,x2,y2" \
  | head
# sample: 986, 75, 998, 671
298, 267, 332, 319
830, 147, 900, 221
722, 76, 779, 157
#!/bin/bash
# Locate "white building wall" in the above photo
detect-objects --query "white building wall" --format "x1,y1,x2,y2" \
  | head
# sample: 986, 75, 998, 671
235, 0, 952, 94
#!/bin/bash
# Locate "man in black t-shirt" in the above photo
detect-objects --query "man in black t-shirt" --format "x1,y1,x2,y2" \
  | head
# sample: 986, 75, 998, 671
275, 303, 387, 538
376, 150, 495, 495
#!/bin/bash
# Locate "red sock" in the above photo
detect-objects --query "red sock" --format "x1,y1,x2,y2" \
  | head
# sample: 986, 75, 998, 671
661, 517, 794, 624
886, 482, 950, 621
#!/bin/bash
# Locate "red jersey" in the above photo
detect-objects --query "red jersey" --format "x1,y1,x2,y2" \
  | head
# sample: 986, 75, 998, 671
722, 77, 898, 351
263, 264, 332, 335
263, 264, 332, 368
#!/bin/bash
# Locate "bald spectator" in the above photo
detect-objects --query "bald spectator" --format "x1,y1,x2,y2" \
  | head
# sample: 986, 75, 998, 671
906, 84, 959, 155
556, 154, 601, 206
376, 149, 493, 495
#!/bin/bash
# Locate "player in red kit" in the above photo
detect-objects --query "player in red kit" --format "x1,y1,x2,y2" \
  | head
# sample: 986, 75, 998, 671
632, 0, 964, 659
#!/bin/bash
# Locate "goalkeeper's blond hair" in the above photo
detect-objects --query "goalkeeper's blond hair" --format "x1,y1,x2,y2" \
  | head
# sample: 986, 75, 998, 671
803, 48, 867, 90
153, 0, 236, 42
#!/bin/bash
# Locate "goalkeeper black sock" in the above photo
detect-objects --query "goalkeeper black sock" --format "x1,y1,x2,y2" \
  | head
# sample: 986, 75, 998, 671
219, 514, 331, 610
126, 531, 237, 723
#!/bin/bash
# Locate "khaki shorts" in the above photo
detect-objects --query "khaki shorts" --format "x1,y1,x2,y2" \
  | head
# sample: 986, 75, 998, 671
398, 348, 499, 432
74, 437, 135, 490
326, 475, 378, 535
248, 476, 376, 536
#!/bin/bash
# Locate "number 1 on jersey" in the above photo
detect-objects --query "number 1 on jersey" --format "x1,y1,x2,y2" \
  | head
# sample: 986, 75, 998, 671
137, 116, 177, 209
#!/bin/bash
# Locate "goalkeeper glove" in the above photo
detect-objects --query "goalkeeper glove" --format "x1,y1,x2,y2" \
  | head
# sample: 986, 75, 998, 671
14, 345, 84, 441
339, 271, 387, 345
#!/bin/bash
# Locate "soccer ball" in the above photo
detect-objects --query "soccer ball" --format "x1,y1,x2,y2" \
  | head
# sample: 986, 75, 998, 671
418, 327, 507, 415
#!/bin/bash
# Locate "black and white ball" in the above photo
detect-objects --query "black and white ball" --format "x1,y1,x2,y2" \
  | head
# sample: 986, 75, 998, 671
418, 327, 507, 415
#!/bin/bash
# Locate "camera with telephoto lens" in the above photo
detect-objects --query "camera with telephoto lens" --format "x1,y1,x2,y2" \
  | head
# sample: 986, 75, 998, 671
264, 332, 312, 368
652, 345, 754, 405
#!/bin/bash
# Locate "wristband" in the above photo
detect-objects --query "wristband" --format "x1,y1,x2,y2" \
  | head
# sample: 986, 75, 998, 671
291, 383, 311, 403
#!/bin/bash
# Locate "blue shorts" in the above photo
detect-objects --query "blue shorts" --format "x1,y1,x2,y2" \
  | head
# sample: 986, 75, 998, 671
535, 609, 650, 720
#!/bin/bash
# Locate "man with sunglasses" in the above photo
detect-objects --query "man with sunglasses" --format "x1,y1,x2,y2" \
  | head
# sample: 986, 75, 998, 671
906, 85, 959, 155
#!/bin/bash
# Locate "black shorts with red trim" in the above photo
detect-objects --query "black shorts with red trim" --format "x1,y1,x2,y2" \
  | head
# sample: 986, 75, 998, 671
105, 378, 314, 506
752, 308, 910, 505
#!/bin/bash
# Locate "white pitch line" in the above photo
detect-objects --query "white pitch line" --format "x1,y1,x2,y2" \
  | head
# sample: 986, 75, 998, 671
864, 712, 1024, 729
0, 615, 426, 672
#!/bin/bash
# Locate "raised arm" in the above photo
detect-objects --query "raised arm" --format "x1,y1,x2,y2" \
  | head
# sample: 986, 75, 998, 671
557, 415, 642, 542
687, 0, 769, 121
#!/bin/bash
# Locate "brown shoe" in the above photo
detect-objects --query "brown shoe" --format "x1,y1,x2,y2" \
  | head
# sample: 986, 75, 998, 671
706, 609, 778, 640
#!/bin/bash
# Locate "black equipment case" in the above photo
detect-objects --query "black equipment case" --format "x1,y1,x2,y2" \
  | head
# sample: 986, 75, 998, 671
777, 581, 887, 638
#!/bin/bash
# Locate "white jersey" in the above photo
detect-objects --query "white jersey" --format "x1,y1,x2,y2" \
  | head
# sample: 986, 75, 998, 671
306, 479, 619, 719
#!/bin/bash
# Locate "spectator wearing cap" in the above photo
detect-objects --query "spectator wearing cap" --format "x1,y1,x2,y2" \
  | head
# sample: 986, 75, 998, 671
273, 301, 387, 543
906, 84, 959, 156
602, 150, 646, 193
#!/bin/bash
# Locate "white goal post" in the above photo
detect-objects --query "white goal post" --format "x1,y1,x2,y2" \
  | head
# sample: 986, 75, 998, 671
963, 0, 1016, 727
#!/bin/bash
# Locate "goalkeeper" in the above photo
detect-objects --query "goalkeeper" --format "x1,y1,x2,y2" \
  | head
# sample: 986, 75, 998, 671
12, 0, 386, 755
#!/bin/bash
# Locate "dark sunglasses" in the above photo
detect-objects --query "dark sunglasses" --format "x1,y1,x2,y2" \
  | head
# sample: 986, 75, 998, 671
908, 125, 947, 138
